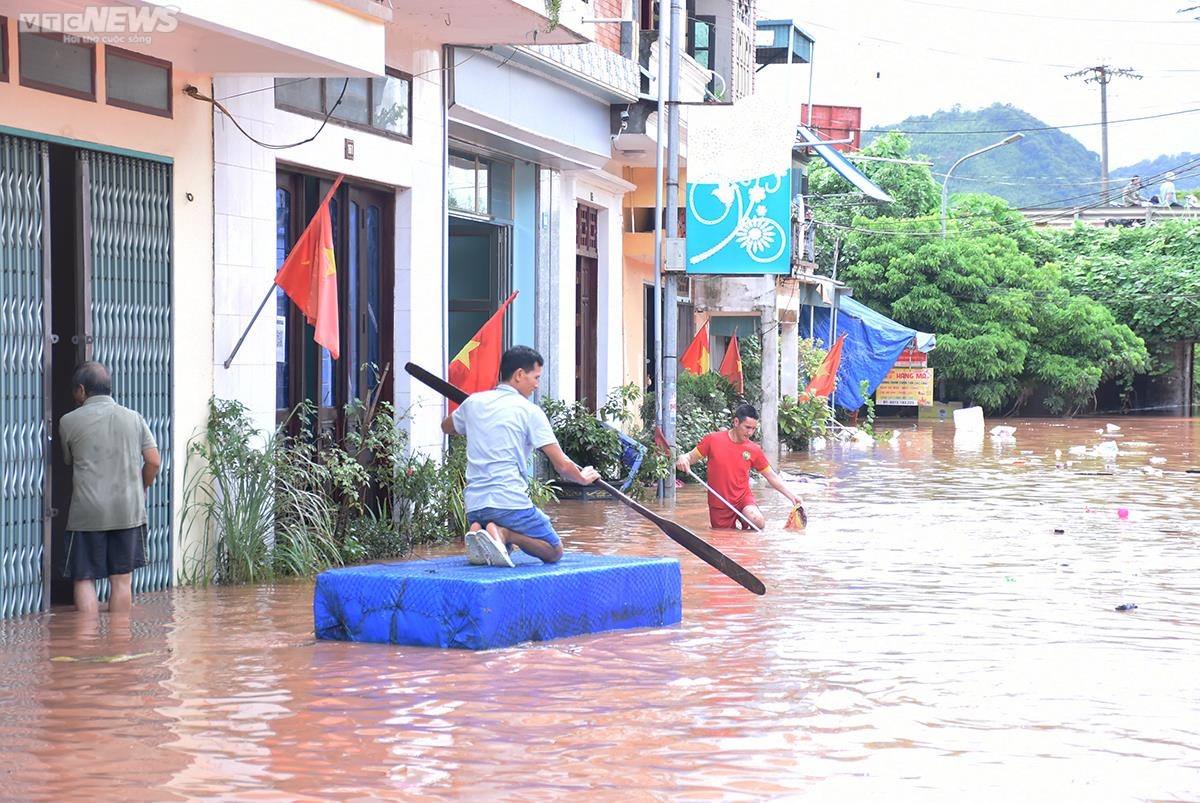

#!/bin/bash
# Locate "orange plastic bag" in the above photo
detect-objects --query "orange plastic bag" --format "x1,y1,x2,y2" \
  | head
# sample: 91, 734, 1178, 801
784, 503, 808, 531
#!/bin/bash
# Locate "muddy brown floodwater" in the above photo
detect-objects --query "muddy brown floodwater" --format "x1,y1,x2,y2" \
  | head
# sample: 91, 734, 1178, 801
2, 417, 1199, 801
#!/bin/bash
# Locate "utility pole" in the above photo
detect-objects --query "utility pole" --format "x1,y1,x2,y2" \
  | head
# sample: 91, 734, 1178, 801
1065, 65, 1141, 204
652, 0, 667, 498
662, 0, 683, 500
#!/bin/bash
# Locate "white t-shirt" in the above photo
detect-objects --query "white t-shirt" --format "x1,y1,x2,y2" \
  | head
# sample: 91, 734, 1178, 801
450, 383, 558, 511
1159, 180, 1176, 206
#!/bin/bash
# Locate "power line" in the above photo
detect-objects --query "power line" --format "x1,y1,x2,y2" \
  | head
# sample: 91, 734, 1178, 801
1065, 65, 1143, 202
809, 153, 1200, 239
861, 104, 1199, 137
897, 0, 1198, 24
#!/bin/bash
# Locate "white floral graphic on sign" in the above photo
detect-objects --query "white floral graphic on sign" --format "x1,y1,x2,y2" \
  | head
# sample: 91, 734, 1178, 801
688, 172, 788, 266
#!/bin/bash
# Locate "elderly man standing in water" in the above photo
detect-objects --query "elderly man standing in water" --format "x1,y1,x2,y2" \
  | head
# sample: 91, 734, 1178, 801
59, 361, 161, 614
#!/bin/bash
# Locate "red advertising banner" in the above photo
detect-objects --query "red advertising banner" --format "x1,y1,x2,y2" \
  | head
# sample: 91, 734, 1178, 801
894, 347, 928, 367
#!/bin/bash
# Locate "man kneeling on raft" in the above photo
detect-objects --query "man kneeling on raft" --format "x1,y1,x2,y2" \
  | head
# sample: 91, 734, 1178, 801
442, 345, 600, 567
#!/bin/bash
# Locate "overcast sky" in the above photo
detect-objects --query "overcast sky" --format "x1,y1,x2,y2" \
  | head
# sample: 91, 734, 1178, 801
754, 0, 1200, 167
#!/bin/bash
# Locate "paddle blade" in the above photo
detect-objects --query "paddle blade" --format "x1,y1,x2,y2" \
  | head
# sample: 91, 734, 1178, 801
595, 479, 767, 596
784, 503, 808, 531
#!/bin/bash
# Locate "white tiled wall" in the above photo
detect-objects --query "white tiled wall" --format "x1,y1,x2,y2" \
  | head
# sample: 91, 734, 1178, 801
211, 77, 280, 439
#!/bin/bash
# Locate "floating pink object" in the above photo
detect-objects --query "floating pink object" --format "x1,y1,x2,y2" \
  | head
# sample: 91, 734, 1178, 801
1117, 508, 1130, 519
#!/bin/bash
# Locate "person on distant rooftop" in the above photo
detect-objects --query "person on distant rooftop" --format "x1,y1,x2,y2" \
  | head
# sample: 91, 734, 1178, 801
1158, 172, 1179, 207
1121, 175, 1144, 207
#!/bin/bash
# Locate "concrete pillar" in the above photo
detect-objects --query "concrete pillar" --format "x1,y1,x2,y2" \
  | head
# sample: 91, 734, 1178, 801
758, 305, 780, 464
780, 318, 799, 399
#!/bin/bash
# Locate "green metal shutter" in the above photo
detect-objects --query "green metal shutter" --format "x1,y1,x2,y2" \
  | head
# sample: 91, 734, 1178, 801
0, 135, 50, 618
81, 151, 173, 593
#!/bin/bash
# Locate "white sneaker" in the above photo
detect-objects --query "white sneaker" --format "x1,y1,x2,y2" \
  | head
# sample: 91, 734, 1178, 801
464, 531, 489, 565
477, 527, 515, 568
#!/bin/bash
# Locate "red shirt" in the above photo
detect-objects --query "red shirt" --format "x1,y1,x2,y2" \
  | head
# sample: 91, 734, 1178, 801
696, 431, 769, 511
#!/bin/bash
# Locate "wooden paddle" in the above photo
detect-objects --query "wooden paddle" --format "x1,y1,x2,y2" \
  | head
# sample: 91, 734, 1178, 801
685, 468, 761, 532
405, 361, 767, 595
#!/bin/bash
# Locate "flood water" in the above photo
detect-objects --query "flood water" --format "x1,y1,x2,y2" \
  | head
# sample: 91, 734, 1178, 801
2, 417, 1199, 801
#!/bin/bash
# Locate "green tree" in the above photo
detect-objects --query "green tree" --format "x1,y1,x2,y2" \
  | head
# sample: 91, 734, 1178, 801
1051, 221, 1200, 346
819, 144, 1149, 414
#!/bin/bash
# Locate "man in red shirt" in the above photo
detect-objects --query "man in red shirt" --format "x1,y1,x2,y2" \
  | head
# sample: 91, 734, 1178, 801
675, 404, 802, 529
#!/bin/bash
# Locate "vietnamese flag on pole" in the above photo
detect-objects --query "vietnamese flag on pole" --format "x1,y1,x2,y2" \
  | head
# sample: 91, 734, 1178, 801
679, 320, 711, 375
799, 333, 845, 401
719, 333, 744, 394
275, 175, 343, 359
447, 290, 518, 411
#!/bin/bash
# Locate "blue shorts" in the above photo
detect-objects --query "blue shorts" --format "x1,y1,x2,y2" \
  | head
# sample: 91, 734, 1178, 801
467, 506, 560, 549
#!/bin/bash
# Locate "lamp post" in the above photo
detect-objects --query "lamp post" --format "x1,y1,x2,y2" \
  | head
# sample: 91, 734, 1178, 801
940, 132, 1025, 237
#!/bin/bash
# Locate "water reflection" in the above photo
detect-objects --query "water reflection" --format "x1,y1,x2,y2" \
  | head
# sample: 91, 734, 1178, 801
1, 417, 1198, 800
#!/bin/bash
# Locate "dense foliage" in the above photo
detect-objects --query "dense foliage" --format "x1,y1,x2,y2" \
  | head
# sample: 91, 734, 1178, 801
1050, 221, 1200, 346
808, 135, 1150, 415
180, 397, 473, 585
542, 384, 670, 500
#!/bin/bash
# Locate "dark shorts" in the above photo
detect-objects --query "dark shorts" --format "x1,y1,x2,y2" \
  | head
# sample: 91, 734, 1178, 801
63, 526, 147, 580
467, 506, 561, 548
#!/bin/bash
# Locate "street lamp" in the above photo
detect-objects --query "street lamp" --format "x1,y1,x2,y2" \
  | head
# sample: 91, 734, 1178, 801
940, 132, 1025, 237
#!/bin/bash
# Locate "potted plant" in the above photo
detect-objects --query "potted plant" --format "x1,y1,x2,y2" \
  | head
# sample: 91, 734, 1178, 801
541, 384, 666, 501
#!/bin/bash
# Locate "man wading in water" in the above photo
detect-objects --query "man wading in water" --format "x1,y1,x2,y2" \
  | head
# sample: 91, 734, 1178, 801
676, 403, 802, 530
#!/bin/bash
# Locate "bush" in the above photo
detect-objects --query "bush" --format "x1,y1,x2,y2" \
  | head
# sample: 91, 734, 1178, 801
180, 393, 469, 586
542, 383, 670, 500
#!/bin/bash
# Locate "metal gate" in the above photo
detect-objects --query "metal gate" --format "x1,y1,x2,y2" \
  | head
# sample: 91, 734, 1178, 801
0, 136, 51, 618
80, 150, 173, 593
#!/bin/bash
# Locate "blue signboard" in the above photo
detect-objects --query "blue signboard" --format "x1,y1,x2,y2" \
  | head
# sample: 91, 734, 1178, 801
686, 170, 791, 274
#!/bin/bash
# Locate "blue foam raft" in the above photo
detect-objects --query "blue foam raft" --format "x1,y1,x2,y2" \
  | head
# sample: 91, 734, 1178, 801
313, 552, 682, 650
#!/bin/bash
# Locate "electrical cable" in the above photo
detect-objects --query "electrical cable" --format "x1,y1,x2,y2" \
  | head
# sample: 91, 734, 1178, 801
802, 154, 1200, 238
185, 79, 349, 150
861, 105, 1200, 137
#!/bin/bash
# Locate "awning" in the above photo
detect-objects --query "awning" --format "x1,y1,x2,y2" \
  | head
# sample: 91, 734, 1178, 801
809, 296, 936, 410
797, 125, 894, 203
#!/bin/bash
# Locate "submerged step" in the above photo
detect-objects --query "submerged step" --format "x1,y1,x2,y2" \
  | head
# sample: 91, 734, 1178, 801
314, 552, 683, 650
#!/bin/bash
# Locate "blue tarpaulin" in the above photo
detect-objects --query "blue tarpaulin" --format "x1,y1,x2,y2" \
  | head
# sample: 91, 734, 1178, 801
809, 296, 935, 410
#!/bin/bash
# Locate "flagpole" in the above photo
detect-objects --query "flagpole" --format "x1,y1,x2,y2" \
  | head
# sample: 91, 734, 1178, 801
222, 175, 344, 369
223, 285, 277, 369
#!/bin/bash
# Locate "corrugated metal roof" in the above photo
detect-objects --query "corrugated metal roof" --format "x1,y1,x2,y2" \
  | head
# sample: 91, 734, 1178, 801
797, 125, 894, 203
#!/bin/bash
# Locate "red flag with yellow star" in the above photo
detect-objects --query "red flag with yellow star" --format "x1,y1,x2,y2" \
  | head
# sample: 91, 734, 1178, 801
275, 175, 342, 359
799, 333, 845, 401
447, 290, 518, 411
679, 320, 710, 375
719, 333, 743, 394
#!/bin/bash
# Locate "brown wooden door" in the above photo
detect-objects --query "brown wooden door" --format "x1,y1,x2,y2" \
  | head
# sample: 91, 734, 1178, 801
575, 205, 599, 409
275, 172, 393, 434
